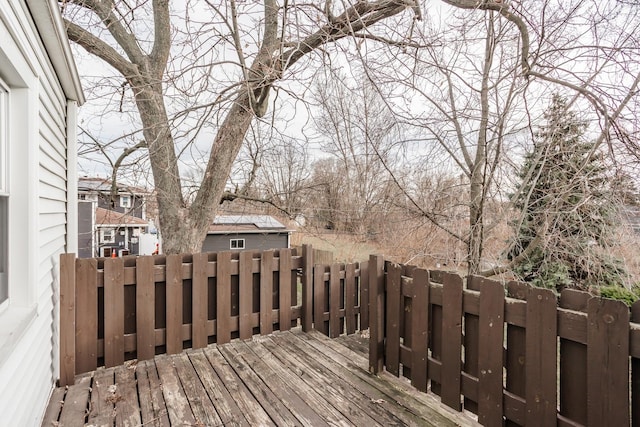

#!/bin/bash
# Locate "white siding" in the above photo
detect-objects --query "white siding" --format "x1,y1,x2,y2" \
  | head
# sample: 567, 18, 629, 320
0, 0, 76, 425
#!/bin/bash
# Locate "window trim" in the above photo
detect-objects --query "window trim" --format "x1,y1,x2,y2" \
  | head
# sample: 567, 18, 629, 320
100, 227, 116, 244
230, 238, 245, 250
119, 195, 132, 209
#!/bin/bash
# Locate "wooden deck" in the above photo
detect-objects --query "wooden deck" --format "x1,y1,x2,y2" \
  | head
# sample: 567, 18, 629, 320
43, 329, 473, 426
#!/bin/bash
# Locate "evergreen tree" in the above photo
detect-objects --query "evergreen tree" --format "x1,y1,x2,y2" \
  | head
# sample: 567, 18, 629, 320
510, 94, 626, 291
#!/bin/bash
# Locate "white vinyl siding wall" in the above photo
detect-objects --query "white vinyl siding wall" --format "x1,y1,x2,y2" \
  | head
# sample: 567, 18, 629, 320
0, 0, 75, 425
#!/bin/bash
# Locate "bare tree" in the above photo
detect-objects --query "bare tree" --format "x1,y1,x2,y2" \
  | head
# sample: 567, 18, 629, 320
61, 0, 422, 253
358, 0, 640, 275
309, 74, 401, 235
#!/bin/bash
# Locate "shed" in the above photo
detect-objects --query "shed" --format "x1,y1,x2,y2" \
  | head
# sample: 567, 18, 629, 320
202, 215, 293, 252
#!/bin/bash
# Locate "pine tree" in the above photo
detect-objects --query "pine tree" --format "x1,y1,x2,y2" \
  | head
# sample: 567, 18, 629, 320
510, 94, 626, 291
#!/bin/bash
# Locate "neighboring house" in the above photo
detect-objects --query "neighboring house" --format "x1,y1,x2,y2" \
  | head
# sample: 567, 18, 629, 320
203, 215, 293, 252
78, 204, 149, 257
77, 177, 150, 257
0, 1, 84, 425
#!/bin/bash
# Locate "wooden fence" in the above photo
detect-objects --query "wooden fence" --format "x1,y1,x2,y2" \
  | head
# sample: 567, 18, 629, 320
59, 249, 639, 425
59, 245, 369, 386
368, 256, 640, 426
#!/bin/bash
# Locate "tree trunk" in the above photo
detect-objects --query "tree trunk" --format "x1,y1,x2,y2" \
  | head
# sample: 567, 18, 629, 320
467, 13, 495, 275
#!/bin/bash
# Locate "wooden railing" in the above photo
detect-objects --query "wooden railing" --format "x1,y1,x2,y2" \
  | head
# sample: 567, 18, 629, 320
59, 245, 369, 386
59, 249, 639, 426
368, 257, 639, 426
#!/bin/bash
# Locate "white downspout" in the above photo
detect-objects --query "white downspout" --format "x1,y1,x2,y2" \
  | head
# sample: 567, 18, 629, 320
55, 100, 77, 382
66, 100, 78, 254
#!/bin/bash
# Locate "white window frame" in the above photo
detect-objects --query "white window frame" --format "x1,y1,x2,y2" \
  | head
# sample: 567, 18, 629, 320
230, 238, 245, 250
119, 195, 132, 209
100, 228, 116, 244
0, 80, 8, 309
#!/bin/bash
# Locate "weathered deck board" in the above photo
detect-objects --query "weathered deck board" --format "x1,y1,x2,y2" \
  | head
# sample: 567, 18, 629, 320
87, 367, 115, 426
187, 349, 248, 426
221, 342, 308, 425
43, 329, 470, 427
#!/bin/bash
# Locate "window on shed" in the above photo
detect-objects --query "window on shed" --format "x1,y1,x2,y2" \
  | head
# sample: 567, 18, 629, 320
230, 238, 245, 250
0, 81, 8, 306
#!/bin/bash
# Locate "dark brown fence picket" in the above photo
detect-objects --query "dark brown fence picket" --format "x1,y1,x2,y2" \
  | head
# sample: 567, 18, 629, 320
440, 272, 463, 411
76, 258, 98, 374
505, 281, 527, 426
632, 301, 640, 427
525, 287, 557, 426
239, 251, 253, 340
191, 253, 208, 349
329, 263, 341, 338
385, 262, 402, 377
559, 289, 589, 425
136, 256, 155, 359
166, 254, 183, 354
360, 260, 370, 331
477, 278, 505, 426
104, 258, 125, 368
313, 264, 328, 336
587, 298, 630, 426
369, 255, 385, 374
260, 250, 274, 335
410, 268, 429, 393
279, 249, 292, 332
345, 263, 357, 335
463, 276, 481, 415
429, 281, 443, 396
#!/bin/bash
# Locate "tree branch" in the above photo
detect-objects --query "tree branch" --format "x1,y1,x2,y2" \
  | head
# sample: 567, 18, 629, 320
67, 0, 146, 65
441, 0, 530, 75
479, 231, 545, 277
149, 0, 171, 76
64, 18, 139, 78
220, 191, 293, 218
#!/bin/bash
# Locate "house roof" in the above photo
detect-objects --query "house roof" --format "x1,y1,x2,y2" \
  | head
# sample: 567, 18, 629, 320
95, 207, 148, 227
26, 0, 84, 104
208, 215, 292, 234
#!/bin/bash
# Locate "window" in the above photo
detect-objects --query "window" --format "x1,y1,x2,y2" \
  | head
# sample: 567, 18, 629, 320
230, 238, 245, 250
100, 228, 115, 244
0, 81, 8, 307
119, 195, 131, 209
100, 247, 115, 258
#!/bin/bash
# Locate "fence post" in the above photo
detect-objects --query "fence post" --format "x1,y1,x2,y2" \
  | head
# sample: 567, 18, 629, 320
301, 244, 313, 332
368, 254, 385, 374
59, 253, 76, 386
279, 248, 292, 332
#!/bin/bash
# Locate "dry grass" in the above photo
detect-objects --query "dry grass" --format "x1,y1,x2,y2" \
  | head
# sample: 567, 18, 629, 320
291, 218, 640, 287
292, 231, 382, 263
